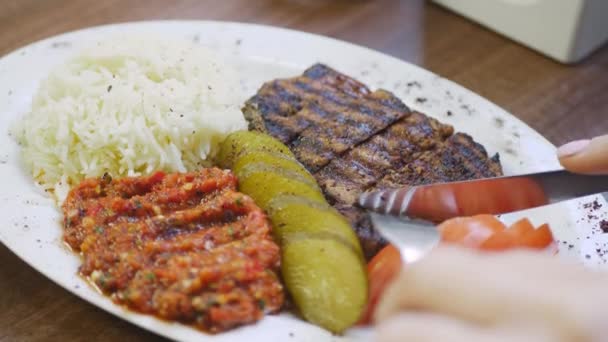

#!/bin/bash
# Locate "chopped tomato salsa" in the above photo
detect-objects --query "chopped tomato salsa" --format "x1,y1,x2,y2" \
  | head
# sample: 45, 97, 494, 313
62, 168, 284, 333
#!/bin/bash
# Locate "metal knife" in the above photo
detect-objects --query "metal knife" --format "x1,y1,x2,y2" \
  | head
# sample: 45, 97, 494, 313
358, 169, 608, 263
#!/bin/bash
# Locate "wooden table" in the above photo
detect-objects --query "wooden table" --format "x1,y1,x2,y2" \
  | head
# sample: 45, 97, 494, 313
1, 0, 607, 340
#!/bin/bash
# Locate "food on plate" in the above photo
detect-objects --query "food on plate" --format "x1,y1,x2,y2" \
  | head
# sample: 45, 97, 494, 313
218, 131, 368, 333
438, 215, 555, 251
62, 168, 283, 333
239, 170, 326, 209
359, 216, 555, 323
217, 130, 294, 169
269, 200, 361, 249
282, 238, 365, 332
359, 244, 402, 325
13, 35, 246, 201
12, 44, 518, 335
232, 151, 318, 185
242, 63, 503, 259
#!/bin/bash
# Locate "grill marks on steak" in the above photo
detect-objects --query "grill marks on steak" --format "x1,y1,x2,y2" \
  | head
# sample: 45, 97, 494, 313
243, 65, 373, 143
377, 133, 504, 189
243, 64, 410, 171
290, 88, 410, 171
244, 64, 503, 259
316, 112, 454, 206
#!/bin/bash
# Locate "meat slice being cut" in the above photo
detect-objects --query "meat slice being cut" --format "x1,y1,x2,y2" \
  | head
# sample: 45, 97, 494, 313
243, 64, 503, 259
377, 133, 503, 189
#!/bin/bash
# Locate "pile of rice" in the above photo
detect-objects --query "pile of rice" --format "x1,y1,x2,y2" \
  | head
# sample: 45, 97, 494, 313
13, 35, 247, 200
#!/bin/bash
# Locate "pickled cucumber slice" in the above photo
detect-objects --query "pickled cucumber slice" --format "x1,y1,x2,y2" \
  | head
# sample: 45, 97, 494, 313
270, 202, 362, 254
237, 162, 320, 191
217, 130, 294, 168
217, 131, 368, 333
282, 237, 368, 333
238, 170, 325, 209
266, 194, 332, 216
232, 150, 316, 185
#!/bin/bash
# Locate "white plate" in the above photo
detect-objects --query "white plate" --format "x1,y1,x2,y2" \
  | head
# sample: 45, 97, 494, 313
1, 21, 607, 342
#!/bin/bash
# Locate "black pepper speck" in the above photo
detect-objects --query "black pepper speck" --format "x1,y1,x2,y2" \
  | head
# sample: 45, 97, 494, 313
51, 41, 71, 49
599, 220, 608, 233
504, 148, 517, 156
406, 81, 421, 89
494, 117, 504, 128
460, 104, 474, 115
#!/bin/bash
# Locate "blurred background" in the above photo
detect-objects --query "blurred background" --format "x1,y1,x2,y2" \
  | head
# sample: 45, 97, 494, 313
0, 0, 607, 340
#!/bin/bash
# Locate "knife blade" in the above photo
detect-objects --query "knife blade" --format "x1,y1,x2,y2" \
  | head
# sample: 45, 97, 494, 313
359, 169, 608, 263
359, 169, 608, 221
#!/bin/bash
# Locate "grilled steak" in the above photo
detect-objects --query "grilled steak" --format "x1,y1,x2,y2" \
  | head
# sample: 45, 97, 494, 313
243, 64, 410, 171
244, 64, 503, 259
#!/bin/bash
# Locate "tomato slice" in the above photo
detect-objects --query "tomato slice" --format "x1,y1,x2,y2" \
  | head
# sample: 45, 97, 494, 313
406, 178, 548, 222
437, 214, 506, 248
359, 244, 402, 325
437, 215, 554, 251
479, 218, 535, 251
519, 223, 554, 249
506, 218, 534, 238
362, 217, 554, 324
479, 230, 517, 250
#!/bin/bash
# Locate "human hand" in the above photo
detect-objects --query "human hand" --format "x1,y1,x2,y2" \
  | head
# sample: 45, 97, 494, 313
373, 247, 608, 342
373, 135, 608, 342
558, 134, 608, 174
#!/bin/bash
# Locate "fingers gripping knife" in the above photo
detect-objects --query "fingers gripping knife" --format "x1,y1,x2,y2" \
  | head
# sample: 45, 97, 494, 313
359, 170, 608, 263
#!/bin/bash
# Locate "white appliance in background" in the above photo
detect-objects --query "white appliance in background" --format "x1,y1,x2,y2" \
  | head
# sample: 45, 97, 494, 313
432, 0, 608, 63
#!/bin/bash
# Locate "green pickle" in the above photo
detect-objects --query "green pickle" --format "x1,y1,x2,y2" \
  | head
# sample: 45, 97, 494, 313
216, 130, 294, 168
282, 238, 368, 333
269, 202, 361, 253
232, 150, 316, 185
265, 194, 333, 216
238, 169, 325, 209
218, 131, 368, 333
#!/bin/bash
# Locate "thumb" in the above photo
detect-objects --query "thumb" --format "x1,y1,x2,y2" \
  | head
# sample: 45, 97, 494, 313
557, 134, 608, 174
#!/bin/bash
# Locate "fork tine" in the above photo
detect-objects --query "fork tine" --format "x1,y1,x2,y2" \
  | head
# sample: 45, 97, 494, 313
359, 186, 416, 215
368, 213, 439, 263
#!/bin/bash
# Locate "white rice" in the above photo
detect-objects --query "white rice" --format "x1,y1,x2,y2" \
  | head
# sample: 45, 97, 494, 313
13, 35, 247, 201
